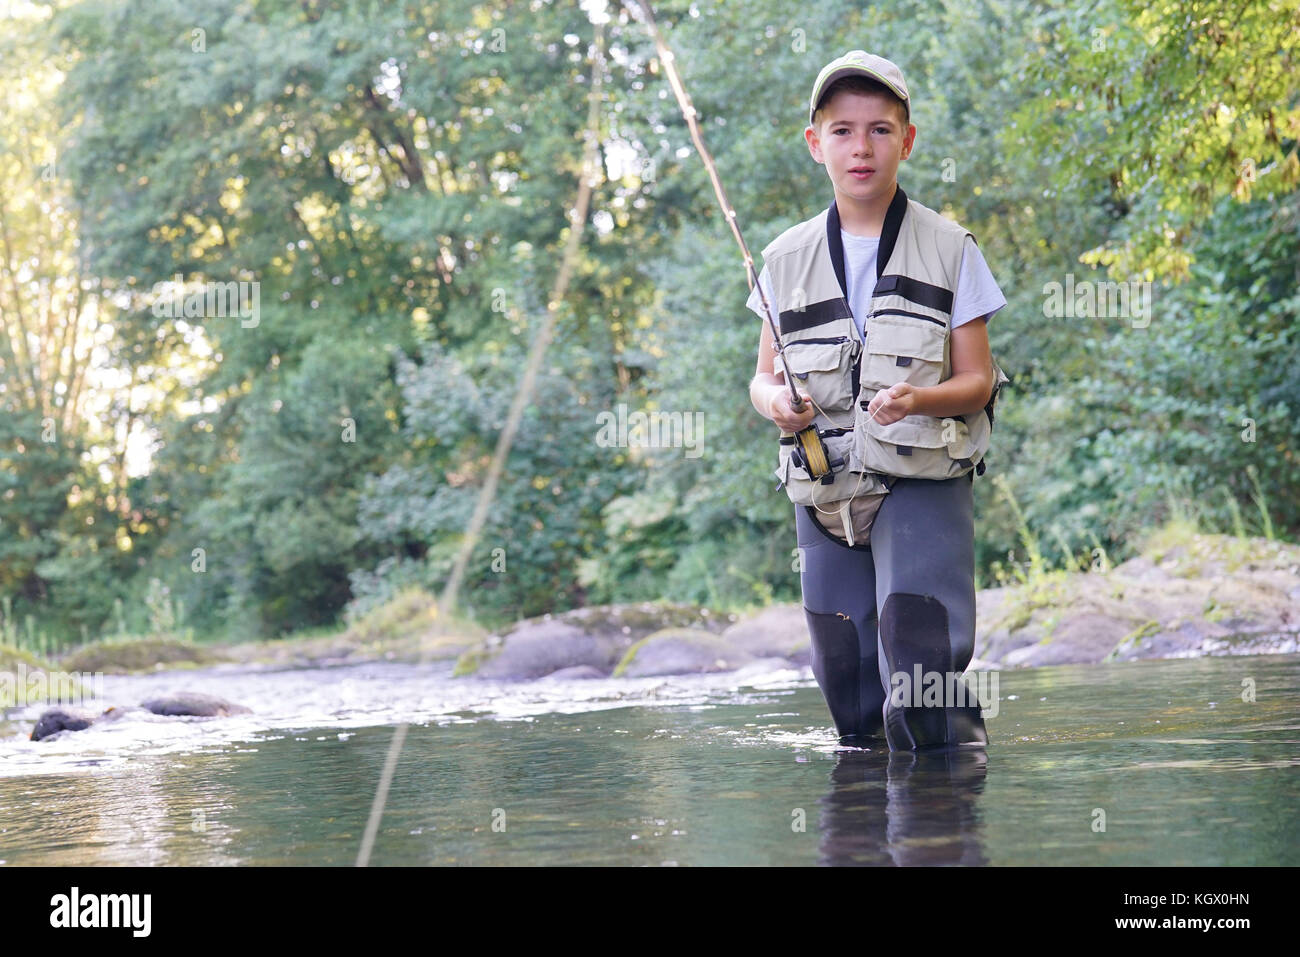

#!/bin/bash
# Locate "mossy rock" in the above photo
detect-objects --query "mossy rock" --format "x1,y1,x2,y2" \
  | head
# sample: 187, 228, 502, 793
0, 642, 51, 675
453, 601, 733, 680
458, 620, 624, 681
547, 601, 734, 639
141, 691, 251, 717
59, 636, 227, 674
542, 665, 607, 680
452, 645, 495, 678
1103, 619, 1162, 662
1007, 612, 1139, 667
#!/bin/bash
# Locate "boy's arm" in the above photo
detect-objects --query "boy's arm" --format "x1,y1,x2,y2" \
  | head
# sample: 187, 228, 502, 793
910, 317, 995, 417
907, 235, 1002, 417
750, 309, 816, 432
750, 314, 787, 419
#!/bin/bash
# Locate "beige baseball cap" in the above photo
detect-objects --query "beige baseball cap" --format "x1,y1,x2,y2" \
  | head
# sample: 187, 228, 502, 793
809, 50, 910, 126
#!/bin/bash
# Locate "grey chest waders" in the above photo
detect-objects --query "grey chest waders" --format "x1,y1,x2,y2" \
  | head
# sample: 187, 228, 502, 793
796, 471, 990, 752
764, 186, 1009, 751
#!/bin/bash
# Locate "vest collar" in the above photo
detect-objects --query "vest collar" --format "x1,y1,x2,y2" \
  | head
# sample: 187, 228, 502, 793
825, 184, 909, 300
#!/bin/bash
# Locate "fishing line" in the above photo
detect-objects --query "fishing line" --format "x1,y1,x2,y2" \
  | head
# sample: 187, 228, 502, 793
357, 18, 609, 868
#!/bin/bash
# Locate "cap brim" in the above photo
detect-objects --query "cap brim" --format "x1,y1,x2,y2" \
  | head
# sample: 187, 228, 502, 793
810, 67, 909, 124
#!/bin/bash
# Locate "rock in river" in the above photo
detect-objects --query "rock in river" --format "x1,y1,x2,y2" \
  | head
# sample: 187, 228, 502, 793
455, 601, 733, 680
614, 627, 755, 678
140, 691, 251, 717
30, 691, 251, 741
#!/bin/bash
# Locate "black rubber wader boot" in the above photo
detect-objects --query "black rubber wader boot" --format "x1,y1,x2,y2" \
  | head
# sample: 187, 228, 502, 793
878, 592, 988, 750
796, 503, 885, 745
796, 472, 988, 752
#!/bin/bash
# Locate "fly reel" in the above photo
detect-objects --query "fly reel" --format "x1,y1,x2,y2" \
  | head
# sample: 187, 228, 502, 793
783, 392, 846, 482
790, 423, 846, 482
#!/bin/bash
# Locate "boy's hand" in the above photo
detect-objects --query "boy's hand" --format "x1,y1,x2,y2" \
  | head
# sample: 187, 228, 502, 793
769, 389, 817, 433
864, 383, 918, 425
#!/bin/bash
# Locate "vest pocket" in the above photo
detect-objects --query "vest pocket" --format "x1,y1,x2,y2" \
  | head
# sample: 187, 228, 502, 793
861, 314, 946, 391
781, 337, 859, 415
942, 415, 980, 461
854, 412, 968, 479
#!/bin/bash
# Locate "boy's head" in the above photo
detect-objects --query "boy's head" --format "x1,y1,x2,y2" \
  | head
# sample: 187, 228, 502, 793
805, 51, 915, 207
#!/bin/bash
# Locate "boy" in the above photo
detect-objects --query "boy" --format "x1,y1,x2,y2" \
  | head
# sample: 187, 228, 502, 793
746, 51, 1008, 750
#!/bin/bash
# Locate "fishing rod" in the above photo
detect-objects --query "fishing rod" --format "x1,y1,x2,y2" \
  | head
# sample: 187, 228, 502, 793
620, 0, 850, 481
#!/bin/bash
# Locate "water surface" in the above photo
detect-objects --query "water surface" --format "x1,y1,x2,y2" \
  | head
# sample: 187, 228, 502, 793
1, 655, 1295, 865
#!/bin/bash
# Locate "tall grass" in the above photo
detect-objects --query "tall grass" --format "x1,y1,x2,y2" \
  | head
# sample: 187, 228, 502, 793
1, 577, 198, 662
988, 468, 1281, 593
1245, 464, 1276, 541
1, 595, 58, 660
1222, 485, 1248, 539
991, 474, 1048, 585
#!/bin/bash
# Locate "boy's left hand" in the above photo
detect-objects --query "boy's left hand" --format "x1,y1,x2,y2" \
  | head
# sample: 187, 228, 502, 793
864, 383, 918, 425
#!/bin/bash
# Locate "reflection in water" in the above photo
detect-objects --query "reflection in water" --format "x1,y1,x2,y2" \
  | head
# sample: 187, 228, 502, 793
4, 752, 245, 866
819, 746, 988, 866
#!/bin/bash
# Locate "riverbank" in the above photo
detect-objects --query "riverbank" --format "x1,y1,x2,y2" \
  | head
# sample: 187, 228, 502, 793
10, 526, 1298, 686
973, 524, 1300, 667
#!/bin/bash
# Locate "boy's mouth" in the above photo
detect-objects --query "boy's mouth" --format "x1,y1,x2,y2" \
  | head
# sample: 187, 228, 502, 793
848, 166, 875, 179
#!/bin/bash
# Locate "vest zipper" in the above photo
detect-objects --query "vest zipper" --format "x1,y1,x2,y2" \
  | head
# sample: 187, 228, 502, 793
869, 308, 945, 327
786, 336, 849, 345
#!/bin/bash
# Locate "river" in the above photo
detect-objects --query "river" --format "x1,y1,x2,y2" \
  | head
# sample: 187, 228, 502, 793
1, 654, 1296, 865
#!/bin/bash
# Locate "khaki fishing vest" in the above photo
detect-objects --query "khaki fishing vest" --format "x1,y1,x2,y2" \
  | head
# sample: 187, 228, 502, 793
762, 185, 1010, 514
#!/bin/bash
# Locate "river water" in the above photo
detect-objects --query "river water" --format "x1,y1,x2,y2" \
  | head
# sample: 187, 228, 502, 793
1, 654, 1296, 865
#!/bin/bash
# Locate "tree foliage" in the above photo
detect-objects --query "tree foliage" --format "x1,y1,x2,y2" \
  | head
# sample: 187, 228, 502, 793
0, 0, 1293, 641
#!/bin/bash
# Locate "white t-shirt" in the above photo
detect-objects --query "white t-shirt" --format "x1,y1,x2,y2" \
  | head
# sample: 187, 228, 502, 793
747, 231, 1006, 336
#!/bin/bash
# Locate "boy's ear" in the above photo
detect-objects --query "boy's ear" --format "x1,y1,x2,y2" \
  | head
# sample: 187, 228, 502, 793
804, 124, 822, 160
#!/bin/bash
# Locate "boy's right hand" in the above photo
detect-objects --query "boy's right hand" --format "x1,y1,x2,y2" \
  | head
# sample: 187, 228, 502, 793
769, 388, 817, 433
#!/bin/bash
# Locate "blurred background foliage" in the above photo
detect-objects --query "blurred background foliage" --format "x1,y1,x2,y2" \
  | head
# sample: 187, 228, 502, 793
0, 0, 1295, 645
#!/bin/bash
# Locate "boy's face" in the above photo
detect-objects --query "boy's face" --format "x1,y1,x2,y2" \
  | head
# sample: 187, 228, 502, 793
805, 89, 915, 206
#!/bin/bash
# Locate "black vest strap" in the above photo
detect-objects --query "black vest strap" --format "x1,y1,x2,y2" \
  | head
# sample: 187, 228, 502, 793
826, 201, 848, 299
829, 184, 909, 401
825, 184, 910, 299
876, 184, 909, 287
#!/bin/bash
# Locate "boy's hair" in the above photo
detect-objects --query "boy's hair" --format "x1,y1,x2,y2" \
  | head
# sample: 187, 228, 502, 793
812, 75, 910, 134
